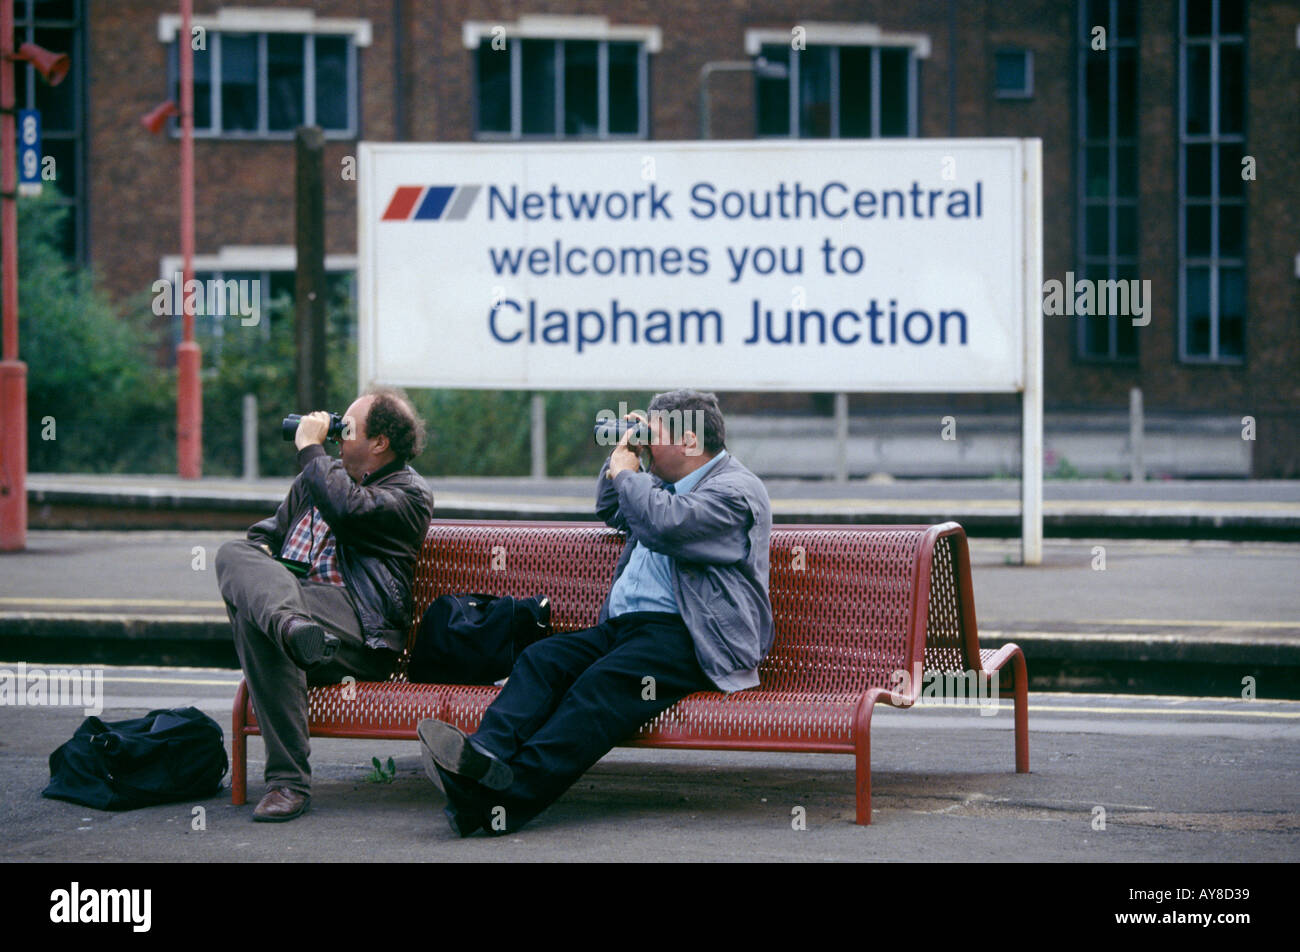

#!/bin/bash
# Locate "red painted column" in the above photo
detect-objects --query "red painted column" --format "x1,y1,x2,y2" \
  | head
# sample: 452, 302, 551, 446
176, 0, 202, 478
1, 0, 29, 550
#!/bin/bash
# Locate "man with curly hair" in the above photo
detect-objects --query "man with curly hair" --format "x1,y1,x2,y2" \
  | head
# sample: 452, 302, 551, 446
216, 388, 433, 821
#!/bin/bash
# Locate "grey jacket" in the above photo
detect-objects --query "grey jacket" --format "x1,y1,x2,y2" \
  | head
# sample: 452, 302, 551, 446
595, 452, 774, 692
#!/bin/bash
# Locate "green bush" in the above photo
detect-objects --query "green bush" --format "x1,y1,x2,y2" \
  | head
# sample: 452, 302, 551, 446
7, 192, 173, 472
407, 389, 654, 478
202, 288, 357, 477
5, 191, 660, 477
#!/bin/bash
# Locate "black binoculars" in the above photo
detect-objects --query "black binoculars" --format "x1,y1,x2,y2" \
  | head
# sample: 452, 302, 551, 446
281, 412, 347, 442
593, 419, 651, 446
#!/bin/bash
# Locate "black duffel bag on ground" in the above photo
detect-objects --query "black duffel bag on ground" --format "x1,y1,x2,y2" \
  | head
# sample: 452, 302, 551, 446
43, 706, 228, 810
409, 593, 552, 685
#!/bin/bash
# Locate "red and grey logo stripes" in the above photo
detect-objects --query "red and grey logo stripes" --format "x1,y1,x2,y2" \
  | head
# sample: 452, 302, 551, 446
381, 185, 481, 221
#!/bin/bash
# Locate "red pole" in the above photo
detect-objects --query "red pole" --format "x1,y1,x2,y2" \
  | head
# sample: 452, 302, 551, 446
1, 0, 29, 550
176, 0, 201, 478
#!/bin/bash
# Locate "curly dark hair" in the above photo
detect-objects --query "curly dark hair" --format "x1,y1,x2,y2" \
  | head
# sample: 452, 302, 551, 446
647, 388, 726, 454
364, 387, 426, 462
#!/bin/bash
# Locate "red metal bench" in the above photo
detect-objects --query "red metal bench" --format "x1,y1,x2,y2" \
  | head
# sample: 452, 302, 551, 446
231, 519, 1029, 824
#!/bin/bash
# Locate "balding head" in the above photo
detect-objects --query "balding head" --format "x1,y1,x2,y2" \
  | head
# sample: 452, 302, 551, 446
338, 388, 425, 482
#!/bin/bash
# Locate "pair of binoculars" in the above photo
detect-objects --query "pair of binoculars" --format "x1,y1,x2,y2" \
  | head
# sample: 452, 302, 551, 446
281, 413, 347, 442
592, 419, 651, 445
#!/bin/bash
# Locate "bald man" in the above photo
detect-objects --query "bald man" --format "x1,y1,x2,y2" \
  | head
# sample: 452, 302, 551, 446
216, 388, 433, 821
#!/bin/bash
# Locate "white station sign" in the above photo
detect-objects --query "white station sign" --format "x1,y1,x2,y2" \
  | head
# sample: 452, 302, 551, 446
358, 139, 1040, 394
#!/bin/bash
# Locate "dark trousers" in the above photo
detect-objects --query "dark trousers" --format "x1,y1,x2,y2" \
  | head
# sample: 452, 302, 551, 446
456, 611, 714, 833
215, 539, 397, 795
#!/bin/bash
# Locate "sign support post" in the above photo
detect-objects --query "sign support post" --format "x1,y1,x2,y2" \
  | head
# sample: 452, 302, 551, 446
1020, 139, 1043, 566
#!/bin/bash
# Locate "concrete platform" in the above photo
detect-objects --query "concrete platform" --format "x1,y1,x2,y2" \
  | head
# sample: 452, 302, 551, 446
2, 667, 1296, 862
23, 473, 1300, 538
3, 534, 1298, 696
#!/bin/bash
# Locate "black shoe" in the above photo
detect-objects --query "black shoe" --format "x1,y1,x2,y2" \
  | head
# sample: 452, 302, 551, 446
282, 617, 340, 669
444, 805, 480, 838
416, 718, 513, 790
429, 763, 486, 837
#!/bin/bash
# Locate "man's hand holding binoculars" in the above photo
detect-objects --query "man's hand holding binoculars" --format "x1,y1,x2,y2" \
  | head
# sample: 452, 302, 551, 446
608, 412, 648, 480
294, 411, 334, 451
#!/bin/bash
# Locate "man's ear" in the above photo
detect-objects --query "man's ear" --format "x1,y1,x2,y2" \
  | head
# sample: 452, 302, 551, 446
371, 433, 391, 456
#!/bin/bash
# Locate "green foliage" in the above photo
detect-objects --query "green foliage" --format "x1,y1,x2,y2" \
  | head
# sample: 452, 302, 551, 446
364, 755, 397, 783
407, 389, 654, 477
1051, 455, 1082, 479
201, 287, 357, 477
545, 390, 657, 477
5, 191, 657, 477
9, 192, 173, 472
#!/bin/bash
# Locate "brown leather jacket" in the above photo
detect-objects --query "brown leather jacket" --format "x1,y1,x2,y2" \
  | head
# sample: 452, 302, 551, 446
247, 444, 434, 652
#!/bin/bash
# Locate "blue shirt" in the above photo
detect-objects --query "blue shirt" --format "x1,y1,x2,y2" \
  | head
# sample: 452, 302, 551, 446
607, 450, 727, 618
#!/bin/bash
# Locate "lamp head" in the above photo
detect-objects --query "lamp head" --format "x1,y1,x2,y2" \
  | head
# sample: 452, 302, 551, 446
140, 101, 180, 134
14, 43, 70, 86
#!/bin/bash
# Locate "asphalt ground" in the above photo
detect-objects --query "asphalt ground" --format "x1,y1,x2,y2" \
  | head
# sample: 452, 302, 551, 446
0, 665, 1294, 868
1, 665, 1297, 864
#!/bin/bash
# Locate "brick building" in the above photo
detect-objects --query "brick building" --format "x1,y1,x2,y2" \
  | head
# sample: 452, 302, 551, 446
13, 0, 1300, 474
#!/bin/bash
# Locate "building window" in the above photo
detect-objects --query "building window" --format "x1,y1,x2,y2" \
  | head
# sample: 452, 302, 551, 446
172, 269, 356, 367
12, 0, 85, 262
754, 44, 917, 138
165, 32, 358, 138
745, 24, 927, 138
994, 49, 1034, 98
473, 37, 649, 138
1179, 0, 1246, 363
1076, 0, 1139, 361
160, 249, 356, 366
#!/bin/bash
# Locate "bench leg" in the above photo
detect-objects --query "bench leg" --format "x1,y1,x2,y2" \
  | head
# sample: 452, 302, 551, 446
1011, 649, 1029, 774
231, 679, 249, 806
854, 729, 872, 825
852, 691, 884, 825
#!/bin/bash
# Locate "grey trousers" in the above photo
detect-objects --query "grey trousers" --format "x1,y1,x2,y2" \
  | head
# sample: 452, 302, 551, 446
215, 539, 397, 795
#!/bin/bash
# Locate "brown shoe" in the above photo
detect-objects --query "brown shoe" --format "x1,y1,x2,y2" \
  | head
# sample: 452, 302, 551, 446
252, 786, 311, 822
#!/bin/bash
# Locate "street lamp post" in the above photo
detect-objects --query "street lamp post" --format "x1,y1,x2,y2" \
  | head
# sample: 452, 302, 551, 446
141, 2, 199, 477
1, 0, 69, 551
176, 0, 201, 478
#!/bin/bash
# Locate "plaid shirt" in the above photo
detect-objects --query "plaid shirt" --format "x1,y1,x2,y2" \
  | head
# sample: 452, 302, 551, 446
280, 506, 345, 587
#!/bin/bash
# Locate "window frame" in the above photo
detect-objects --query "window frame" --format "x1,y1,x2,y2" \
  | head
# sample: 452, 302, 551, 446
1177, 0, 1247, 364
753, 43, 919, 139
472, 37, 650, 140
159, 248, 358, 356
994, 48, 1035, 99
165, 30, 359, 140
1074, 0, 1140, 364
13, 0, 86, 263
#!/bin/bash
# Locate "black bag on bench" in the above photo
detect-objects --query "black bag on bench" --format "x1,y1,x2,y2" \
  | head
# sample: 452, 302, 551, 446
409, 593, 551, 685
